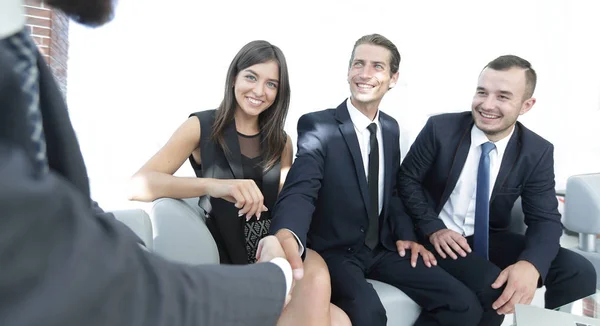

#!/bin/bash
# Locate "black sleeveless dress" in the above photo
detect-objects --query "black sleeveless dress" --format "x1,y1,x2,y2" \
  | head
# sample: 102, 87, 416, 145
238, 131, 272, 263
188, 109, 281, 265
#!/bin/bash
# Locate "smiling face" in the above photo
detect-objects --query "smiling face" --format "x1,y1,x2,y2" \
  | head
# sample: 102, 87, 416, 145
471, 67, 536, 141
233, 61, 280, 118
347, 44, 399, 110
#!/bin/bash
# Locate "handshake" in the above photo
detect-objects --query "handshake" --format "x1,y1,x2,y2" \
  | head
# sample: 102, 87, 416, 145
256, 230, 304, 309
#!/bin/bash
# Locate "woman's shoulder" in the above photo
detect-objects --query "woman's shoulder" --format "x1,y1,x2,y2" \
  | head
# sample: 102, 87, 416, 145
188, 109, 220, 135
189, 109, 217, 121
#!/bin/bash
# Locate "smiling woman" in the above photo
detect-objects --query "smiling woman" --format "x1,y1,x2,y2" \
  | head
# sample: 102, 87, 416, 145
127, 40, 350, 326
234, 62, 280, 119
128, 40, 291, 264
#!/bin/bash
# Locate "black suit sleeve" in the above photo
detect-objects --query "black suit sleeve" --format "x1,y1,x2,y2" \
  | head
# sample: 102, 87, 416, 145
0, 143, 285, 326
388, 195, 418, 242
518, 145, 563, 281
397, 117, 447, 236
270, 113, 326, 251
387, 120, 417, 243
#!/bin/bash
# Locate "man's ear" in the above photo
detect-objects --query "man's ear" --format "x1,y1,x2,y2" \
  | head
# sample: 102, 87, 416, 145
520, 97, 536, 115
388, 71, 400, 90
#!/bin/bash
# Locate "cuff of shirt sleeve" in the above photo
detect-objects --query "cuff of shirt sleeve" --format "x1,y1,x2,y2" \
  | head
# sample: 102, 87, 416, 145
269, 257, 292, 297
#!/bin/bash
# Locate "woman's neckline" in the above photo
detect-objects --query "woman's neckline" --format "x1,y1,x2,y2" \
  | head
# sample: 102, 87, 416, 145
237, 131, 260, 138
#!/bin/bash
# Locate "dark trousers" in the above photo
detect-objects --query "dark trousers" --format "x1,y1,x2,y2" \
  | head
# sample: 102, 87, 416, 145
321, 245, 483, 326
427, 231, 597, 326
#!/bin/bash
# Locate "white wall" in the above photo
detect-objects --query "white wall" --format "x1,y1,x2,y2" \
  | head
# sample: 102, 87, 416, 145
66, 0, 600, 210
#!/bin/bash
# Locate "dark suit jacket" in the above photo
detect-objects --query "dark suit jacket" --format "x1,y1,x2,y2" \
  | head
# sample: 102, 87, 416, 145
271, 100, 416, 256
398, 112, 562, 281
188, 109, 281, 264
0, 35, 285, 326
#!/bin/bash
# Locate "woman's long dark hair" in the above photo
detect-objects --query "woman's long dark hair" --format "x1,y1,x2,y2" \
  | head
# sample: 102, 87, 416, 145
211, 40, 291, 172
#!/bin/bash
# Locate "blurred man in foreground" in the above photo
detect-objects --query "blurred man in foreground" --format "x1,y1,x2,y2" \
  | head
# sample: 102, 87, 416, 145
0, 1, 293, 325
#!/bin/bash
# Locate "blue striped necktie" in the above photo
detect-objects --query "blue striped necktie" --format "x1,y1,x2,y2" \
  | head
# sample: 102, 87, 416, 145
474, 141, 496, 259
7, 28, 49, 174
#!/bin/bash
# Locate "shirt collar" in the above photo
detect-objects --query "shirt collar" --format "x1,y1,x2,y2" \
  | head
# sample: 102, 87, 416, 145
471, 124, 515, 157
346, 98, 380, 132
0, 0, 25, 40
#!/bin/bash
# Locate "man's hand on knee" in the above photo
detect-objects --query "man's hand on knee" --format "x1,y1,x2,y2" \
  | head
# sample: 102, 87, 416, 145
428, 229, 472, 259
491, 260, 540, 314
396, 240, 437, 268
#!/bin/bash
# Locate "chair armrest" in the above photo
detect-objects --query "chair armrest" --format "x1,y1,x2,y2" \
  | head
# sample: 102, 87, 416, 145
150, 198, 219, 265
111, 209, 153, 250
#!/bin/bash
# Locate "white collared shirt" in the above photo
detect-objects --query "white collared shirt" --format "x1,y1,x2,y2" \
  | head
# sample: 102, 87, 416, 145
346, 98, 385, 214
0, 0, 25, 40
439, 124, 514, 236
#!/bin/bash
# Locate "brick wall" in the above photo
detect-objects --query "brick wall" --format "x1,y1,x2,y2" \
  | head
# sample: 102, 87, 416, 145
23, 0, 70, 96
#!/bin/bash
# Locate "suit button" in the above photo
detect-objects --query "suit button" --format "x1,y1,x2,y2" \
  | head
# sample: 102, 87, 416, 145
347, 247, 354, 253
360, 227, 365, 233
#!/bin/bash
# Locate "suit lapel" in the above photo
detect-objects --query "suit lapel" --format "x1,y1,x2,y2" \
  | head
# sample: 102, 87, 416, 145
222, 121, 244, 179
380, 116, 394, 217
491, 126, 521, 202
437, 122, 472, 212
336, 102, 370, 211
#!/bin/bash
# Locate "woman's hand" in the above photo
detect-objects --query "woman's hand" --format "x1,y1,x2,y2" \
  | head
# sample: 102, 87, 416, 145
205, 178, 268, 220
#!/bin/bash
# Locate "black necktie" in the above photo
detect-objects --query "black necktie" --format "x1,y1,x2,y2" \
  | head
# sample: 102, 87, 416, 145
365, 123, 379, 249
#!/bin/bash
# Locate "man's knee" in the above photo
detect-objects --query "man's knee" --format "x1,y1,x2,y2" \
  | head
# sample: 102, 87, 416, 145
420, 278, 484, 326
567, 252, 597, 294
446, 306, 483, 326
443, 275, 500, 326
451, 288, 484, 326
475, 280, 504, 311
335, 292, 386, 326
544, 249, 597, 309
348, 300, 386, 326
467, 265, 504, 311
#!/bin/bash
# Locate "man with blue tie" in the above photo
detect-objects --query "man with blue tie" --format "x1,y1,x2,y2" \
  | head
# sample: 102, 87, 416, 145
270, 34, 484, 326
398, 55, 597, 326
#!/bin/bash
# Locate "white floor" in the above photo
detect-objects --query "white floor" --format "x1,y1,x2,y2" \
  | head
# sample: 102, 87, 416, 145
500, 232, 580, 326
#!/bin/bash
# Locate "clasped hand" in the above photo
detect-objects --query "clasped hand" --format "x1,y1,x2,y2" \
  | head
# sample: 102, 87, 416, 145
255, 235, 296, 309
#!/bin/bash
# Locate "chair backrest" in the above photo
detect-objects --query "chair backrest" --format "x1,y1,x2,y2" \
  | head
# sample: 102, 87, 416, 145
564, 173, 600, 234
